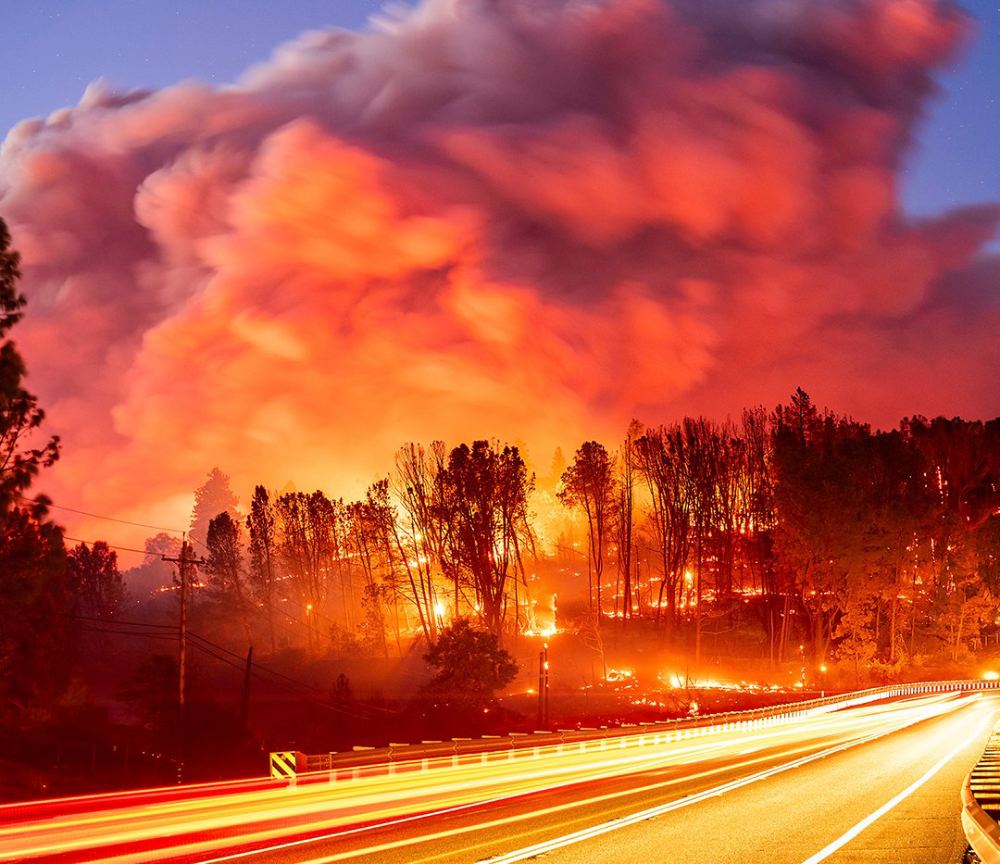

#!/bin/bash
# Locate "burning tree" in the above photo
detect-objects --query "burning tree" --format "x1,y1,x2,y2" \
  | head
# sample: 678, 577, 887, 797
275, 490, 338, 650
436, 441, 534, 638
559, 441, 615, 620
392, 442, 449, 644
612, 423, 640, 621
634, 425, 692, 633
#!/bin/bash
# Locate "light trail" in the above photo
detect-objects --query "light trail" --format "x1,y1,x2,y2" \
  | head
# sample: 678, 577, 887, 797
0, 691, 981, 863
472, 697, 974, 864
4, 697, 941, 846
201, 724, 917, 864
797, 710, 993, 864
474, 693, 980, 864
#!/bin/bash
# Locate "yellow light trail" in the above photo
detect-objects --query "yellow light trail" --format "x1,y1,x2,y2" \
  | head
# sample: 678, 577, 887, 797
0, 692, 976, 863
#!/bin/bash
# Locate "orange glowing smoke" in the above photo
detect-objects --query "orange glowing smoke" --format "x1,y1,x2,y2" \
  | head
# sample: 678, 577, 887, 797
0, 0, 996, 547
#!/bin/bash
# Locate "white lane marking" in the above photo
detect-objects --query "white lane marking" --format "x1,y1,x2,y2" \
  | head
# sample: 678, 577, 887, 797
799, 713, 992, 864
476, 697, 974, 864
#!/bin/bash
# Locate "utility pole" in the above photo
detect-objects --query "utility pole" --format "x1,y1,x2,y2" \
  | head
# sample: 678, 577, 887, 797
537, 642, 550, 727
162, 535, 206, 783
544, 643, 550, 726
241, 645, 254, 725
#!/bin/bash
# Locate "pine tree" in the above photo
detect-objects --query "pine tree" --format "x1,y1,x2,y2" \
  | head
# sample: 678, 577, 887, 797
0, 218, 67, 720
189, 467, 239, 548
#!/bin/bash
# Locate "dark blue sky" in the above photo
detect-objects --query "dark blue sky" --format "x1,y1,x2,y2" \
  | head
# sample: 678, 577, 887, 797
2, 0, 998, 218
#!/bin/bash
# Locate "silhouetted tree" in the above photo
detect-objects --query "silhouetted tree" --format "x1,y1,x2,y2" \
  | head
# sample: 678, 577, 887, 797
612, 423, 640, 621
437, 441, 534, 637
635, 425, 692, 632
559, 442, 615, 620
422, 618, 518, 710
206, 511, 252, 647
392, 442, 448, 642
190, 468, 239, 549
346, 482, 394, 657
0, 219, 68, 721
67, 541, 125, 618
276, 490, 337, 649
738, 408, 781, 662
771, 390, 873, 663
246, 486, 278, 652
120, 654, 178, 734
683, 417, 721, 662
712, 419, 745, 599
124, 532, 182, 598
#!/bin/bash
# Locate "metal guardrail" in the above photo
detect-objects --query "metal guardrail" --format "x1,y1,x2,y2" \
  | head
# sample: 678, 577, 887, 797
963, 723, 1000, 863
271, 679, 1000, 783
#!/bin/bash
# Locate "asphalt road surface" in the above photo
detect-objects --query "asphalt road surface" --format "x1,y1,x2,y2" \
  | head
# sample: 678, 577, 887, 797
1, 690, 994, 864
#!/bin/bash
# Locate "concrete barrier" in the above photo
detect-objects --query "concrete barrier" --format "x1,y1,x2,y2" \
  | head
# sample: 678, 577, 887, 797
963, 723, 1000, 864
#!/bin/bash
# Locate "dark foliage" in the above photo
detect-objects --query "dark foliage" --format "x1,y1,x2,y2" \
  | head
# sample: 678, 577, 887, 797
422, 618, 518, 711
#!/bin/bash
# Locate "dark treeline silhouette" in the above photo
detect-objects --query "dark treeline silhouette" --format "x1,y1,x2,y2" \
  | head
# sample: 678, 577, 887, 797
177, 392, 1000, 689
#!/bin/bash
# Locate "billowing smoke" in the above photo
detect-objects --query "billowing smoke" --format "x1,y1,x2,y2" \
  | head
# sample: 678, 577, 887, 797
0, 0, 997, 544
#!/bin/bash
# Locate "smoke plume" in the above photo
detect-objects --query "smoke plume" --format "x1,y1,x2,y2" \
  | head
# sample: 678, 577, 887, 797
0, 0, 997, 546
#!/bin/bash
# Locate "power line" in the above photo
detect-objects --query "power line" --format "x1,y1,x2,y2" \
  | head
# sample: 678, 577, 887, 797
185, 630, 389, 715
16, 494, 187, 535
76, 625, 177, 643
72, 620, 371, 719
181, 626, 392, 716
66, 613, 175, 630
183, 638, 374, 720
14, 493, 218, 557
65, 613, 388, 719
19, 493, 208, 557
187, 534, 211, 553
63, 536, 158, 556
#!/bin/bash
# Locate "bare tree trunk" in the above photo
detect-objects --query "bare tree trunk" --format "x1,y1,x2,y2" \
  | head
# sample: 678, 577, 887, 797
889, 593, 898, 662
768, 604, 775, 668
778, 593, 790, 663
695, 535, 703, 664
953, 605, 966, 661
874, 600, 880, 650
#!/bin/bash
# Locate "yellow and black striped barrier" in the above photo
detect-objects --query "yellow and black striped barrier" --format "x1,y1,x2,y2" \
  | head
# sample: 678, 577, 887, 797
269, 751, 301, 784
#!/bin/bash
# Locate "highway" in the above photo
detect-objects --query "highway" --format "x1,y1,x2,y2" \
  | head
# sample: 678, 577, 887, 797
0, 690, 993, 864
